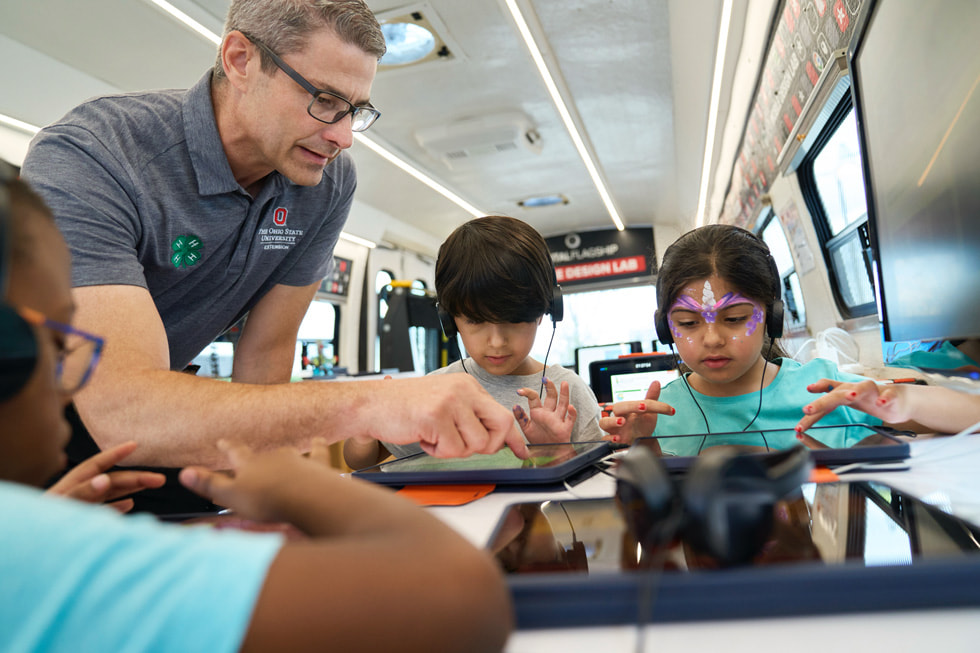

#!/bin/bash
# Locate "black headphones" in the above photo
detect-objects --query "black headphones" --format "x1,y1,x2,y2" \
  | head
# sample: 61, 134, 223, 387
437, 276, 564, 339
0, 161, 40, 401
655, 229, 784, 346
615, 443, 811, 566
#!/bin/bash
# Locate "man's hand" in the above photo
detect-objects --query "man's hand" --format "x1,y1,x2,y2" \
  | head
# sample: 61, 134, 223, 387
373, 375, 529, 459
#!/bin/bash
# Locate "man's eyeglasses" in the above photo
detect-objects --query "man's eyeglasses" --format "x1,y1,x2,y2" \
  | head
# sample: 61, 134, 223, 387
17, 306, 104, 395
246, 34, 381, 132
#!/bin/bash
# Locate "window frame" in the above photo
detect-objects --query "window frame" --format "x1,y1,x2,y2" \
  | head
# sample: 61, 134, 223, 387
797, 93, 877, 320
756, 209, 807, 336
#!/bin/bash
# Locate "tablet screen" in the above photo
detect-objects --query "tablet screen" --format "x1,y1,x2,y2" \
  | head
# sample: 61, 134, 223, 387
353, 441, 612, 486
489, 480, 980, 571
639, 423, 913, 471
487, 480, 980, 626
609, 368, 679, 402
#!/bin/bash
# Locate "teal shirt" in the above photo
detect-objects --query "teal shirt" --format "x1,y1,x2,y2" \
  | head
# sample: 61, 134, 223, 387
888, 341, 979, 371
0, 482, 283, 653
656, 358, 882, 456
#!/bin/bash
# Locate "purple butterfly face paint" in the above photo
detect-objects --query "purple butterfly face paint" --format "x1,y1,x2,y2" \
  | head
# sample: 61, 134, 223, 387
667, 280, 764, 340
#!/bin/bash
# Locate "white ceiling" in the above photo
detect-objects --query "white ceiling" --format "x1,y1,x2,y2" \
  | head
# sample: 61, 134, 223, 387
0, 0, 777, 256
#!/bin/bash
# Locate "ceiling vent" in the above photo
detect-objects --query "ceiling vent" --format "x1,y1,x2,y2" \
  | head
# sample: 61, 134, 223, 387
415, 112, 543, 167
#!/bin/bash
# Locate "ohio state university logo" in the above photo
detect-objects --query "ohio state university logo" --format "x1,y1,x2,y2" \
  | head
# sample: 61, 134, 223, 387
273, 207, 287, 226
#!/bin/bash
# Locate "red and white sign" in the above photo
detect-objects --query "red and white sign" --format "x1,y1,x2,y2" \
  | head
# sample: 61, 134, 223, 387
555, 255, 646, 283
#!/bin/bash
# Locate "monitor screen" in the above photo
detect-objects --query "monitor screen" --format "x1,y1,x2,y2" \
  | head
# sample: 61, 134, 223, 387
574, 341, 641, 386
850, 0, 980, 341
589, 355, 678, 404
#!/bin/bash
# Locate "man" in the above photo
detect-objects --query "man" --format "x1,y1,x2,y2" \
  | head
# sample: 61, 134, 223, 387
21, 0, 525, 513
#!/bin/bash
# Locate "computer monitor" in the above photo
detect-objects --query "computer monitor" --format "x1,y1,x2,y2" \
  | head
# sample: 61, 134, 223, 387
574, 341, 642, 386
849, 0, 980, 342
589, 355, 679, 404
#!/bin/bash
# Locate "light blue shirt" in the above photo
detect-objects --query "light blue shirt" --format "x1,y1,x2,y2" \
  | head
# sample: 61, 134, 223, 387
656, 358, 882, 456
0, 482, 283, 653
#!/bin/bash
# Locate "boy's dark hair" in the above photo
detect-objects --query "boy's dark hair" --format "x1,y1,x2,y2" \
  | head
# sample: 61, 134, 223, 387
656, 223, 787, 359
435, 215, 556, 323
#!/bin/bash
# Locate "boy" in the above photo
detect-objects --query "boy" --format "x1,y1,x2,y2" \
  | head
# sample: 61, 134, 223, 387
345, 215, 603, 468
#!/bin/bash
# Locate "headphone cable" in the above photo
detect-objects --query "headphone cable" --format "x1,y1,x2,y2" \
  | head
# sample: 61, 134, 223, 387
633, 522, 678, 653
670, 344, 713, 453
740, 339, 776, 450
677, 341, 774, 454
538, 320, 557, 398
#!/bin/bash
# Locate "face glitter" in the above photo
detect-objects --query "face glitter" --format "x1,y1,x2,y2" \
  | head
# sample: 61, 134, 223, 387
668, 281, 765, 338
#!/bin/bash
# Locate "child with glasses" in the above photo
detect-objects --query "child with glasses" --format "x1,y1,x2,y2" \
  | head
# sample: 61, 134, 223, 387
0, 172, 512, 653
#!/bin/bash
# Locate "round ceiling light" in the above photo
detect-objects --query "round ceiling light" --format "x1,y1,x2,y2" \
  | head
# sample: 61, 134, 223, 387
380, 22, 436, 66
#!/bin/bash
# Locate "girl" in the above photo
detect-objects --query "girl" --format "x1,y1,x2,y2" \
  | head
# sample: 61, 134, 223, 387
602, 224, 885, 455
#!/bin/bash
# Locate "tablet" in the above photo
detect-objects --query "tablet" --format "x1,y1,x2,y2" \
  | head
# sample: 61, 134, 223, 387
486, 480, 980, 629
352, 440, 613, 487
636, 423, 912, 472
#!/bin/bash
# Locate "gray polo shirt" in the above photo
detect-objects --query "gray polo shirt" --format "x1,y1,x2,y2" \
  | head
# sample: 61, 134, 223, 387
22, 72, 354, 368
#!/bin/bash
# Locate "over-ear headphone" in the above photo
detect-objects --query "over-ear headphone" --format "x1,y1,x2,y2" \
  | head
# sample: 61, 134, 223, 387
0, 161, 40, 401
655, 228, 784, 345
615, 443, 811, 566
437, 276, 564, 339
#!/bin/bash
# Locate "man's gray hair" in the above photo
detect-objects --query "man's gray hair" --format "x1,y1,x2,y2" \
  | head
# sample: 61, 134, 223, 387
214, 0, 386, 79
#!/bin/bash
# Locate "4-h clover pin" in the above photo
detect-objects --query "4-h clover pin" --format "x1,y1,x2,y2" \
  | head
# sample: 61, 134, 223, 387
171, 234, 203, 269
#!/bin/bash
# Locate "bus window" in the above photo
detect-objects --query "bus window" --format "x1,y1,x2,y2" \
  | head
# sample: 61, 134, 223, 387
296, 300, 339, 378
529, 285, 658, 369
800, 104, 876, 319
759, 216, 805, 333
812, 111, 867, 235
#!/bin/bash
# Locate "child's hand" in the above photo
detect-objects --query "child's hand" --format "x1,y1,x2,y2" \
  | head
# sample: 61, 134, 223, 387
515, 378, 577, 444
180, 440, 324, 524
46, 441, 166, 512
599, 380, 675, 446
795, 378, 914, 433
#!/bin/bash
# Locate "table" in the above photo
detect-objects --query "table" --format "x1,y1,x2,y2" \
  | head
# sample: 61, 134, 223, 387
428, 434, 980, 652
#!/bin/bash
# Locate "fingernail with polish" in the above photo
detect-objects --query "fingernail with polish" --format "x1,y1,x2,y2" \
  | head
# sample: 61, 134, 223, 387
616, 417, 625, 426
